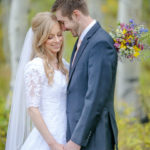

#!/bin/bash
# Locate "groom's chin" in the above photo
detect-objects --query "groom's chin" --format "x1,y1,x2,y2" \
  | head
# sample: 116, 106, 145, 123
72, 33, 78, 37
70, 31, 78, 37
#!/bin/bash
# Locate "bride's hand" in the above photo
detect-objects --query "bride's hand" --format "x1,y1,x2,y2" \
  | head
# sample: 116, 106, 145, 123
50, 143, 64, 150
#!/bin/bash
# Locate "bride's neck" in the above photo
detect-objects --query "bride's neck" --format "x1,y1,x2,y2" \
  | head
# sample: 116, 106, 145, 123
47, 53, 59, 69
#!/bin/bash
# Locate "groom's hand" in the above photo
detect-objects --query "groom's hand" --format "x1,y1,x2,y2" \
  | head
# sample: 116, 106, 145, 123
64, 140, 81, 150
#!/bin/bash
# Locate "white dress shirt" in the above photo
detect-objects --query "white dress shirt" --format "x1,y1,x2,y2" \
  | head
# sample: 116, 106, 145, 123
79, 20, 96, 42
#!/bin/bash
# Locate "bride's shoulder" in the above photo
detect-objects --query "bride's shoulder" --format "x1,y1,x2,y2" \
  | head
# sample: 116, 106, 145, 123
24, 57, 43, 74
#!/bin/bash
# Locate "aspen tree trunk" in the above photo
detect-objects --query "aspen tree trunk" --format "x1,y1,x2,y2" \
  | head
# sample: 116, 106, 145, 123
6, 0, 29, 108
87, 0, 104, 24
9, 0, 29, 88
117, 0, 146, 119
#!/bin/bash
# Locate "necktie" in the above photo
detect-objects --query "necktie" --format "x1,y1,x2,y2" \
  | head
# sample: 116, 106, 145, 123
72, 39, 82, 66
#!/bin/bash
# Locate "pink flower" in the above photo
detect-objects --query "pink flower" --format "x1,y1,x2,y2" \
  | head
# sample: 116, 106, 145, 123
141, 44, 144, 50
114, 43, 121, 48
138, 44, 141, 48
116, 38, 120, 42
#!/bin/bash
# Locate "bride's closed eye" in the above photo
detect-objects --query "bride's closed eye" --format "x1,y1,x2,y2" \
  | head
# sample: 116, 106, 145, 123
57, 32, 62, 37
48, 35, 53, 39
48, 33, 62, 40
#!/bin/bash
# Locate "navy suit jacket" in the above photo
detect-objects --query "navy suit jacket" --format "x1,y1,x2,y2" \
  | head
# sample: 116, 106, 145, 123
66, 22, 118, 150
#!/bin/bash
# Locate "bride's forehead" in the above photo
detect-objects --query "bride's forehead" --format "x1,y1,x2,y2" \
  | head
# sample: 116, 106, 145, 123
48, 25, 62, 35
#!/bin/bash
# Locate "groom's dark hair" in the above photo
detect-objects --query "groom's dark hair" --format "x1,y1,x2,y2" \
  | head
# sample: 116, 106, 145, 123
51, 0, 89, 19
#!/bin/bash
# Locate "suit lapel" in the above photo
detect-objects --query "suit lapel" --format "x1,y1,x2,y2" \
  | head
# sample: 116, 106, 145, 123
70, 39, 78, 64
68, 39, 88, 84
68, 22, 101, 88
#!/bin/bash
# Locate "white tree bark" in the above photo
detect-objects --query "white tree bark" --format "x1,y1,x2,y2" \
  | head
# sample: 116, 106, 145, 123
5, 0, 29, 108
117, 0, 146, 119
87, 0, 104, 24
9, 0, 29, 89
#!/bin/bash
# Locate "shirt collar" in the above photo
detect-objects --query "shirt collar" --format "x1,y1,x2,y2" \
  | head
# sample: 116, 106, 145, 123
79, 20, 96, 41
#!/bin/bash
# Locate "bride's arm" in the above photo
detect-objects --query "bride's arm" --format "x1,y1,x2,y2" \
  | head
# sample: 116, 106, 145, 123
28, 107, 60, 148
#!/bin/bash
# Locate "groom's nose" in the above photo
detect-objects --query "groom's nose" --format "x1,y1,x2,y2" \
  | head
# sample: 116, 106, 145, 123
61, 24, 67, 31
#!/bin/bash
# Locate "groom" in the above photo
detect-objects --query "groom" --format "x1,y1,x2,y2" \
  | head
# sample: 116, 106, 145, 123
52, 0, 118, 150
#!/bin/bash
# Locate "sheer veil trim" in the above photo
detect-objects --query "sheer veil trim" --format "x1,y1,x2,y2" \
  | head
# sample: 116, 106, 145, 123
5, 28, 34, 150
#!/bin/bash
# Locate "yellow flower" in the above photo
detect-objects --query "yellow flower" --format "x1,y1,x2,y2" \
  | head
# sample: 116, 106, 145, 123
120, 43, 127, 49
133, 45, 140, 52
122, 39, 126, 44
122, 29, 127, 34
134, 51, 140, 58
127, 35, 133, 41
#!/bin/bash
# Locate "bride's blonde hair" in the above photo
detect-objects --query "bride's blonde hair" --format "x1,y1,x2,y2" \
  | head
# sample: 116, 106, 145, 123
31, 12, 68, 84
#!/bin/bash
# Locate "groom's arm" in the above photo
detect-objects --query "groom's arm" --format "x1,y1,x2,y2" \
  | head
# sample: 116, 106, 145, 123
70, 41, 116, 147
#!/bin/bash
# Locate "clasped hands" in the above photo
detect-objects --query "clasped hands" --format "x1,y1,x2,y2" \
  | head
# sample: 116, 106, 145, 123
51, 140, 81, 150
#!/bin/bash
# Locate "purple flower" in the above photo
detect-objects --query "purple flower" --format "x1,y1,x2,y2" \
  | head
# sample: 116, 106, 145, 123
129, 19, 134, 24
127, 28, 132, 32
140, 28, 148, 33
125, 25, 129, 30
130, 24, 135, 29
140, 28, 145, 33
144, 29, 148, 32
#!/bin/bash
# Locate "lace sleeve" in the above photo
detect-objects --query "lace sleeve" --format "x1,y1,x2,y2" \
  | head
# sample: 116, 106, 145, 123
63, 58, 70, 71
24, 62, 43, 108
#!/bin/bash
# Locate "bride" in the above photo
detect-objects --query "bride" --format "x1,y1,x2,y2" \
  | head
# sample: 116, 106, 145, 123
5, 12, 69, 150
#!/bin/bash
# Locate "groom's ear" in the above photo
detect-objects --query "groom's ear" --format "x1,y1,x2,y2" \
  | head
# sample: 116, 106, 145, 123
72, 10, 81, 20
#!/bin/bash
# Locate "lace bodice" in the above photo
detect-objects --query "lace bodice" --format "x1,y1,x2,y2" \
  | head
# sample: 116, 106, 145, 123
24, 57, 69, 109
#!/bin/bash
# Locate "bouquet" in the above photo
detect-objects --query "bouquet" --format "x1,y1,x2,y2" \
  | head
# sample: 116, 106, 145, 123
110, 19, 149, 61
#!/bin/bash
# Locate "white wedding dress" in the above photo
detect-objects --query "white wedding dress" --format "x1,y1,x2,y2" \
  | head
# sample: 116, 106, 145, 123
21, 57, 68, 150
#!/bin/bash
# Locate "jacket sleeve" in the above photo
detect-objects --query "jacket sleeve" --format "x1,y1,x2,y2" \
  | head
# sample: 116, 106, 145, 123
71, 41, 116, 147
